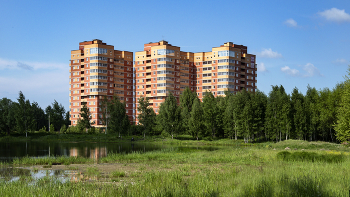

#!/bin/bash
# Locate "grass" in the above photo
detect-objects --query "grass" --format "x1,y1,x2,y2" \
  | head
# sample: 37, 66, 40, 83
1, 140, 350, 196
12, 155, 93, 166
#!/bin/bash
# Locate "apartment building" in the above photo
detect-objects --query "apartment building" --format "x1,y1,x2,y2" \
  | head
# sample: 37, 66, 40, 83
69, 39, 133, 127
134, 41, 257, 122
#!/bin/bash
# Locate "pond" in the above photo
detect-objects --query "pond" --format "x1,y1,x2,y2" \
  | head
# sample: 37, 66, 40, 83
0, 141, 220, 182
0, 141, 219, 162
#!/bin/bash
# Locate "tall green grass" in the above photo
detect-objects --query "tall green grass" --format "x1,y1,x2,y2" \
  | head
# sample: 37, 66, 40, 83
1, 140, 350, 196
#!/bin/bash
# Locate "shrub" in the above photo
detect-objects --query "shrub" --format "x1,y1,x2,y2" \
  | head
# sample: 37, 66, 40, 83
38, 126, 47, 133
60, 125, 67, 133
49, 124, 55, 133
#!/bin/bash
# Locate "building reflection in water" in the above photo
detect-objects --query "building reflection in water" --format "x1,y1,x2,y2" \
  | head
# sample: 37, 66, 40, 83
69, 147, 107, 160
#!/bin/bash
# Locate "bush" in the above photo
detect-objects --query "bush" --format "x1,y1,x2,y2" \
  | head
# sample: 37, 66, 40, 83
38, 126, 47, 133
49, 124, 55, 133
60, 125, 67, 133
129, 125, 143, 136
87, 127, 96, 134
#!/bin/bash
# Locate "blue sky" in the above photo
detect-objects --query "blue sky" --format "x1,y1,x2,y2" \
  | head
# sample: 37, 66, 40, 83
0, 0, 349, 111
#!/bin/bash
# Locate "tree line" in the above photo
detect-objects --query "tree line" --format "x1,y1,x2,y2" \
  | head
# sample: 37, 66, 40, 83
2, 67, 350, 143
0, 91, 69, 135
137, 83, 345, 143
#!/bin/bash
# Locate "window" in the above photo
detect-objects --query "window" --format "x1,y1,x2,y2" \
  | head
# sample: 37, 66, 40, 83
157, 49, 175, 56
90, 48, 107, 54
218, 51, 235, 57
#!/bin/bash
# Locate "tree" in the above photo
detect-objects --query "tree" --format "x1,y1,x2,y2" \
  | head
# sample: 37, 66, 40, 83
107, 96, 130, 137
77, 103, 92, 131
265, 86, 288, 142
291, 87, 306, 140
223, 93, 236, 139
31, 102, 47, 132
215, 96, 227, 138
0, 98, 16, 134
45, 100, 65, 131
335, 66, 350, 143
251, 90, 267, 142
305, 85, 320, 141
232, 90, 249, 140
202, 91, 218, 138
188, 98, 204, 140
14, 91, 34, 136
64, 111, 70, 127
179, 87, 197, 133
137, 96, 156, 138
157, 92, 181, 139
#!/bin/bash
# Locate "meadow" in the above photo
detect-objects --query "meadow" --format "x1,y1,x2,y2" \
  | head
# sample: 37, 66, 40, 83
0, 140, 349, 196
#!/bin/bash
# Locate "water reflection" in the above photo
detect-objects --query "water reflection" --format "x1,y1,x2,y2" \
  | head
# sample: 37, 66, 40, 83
0, 167, 68, 183
0, 142, 163, 161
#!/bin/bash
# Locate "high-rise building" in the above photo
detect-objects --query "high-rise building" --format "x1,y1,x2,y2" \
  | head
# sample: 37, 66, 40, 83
69, 39, 133, 127
70, 40, 257, 126
134, 41, 257, 123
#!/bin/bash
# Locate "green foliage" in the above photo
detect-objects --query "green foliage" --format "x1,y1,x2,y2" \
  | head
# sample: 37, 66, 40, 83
188, 98, 204, 140
60, 125, 67, 133
202, 91, 218, 138
335, 66, 350, 143
38, 126, 47, 133
0, 98, 16, 134
137, 96, 156, 138
276, 151, 345, 163
106, 96, 130, 136
77, 103, 92, 131
49, 124, 55, 133
110, 170, 126, 178
157, 92, 182, 139
179, 87, 197, 132
45, 100, 65, 131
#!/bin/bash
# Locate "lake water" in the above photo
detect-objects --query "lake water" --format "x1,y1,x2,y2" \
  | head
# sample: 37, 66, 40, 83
0, 141, 219, 161
0, 141, 219, 182
0, 141, 171, 161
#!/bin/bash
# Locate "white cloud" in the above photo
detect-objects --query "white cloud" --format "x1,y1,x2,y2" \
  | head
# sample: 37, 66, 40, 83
302, 63, 322, 77
257, 48, 283, 58
0, 57, 69, 109
257, 63, 268, 72
281, 63, 323, 77
0, 57, 66, 71
284, 18, 298, 27
318, 8, 350, 23
334, 58, 348, 64
281, 66, 300, 77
